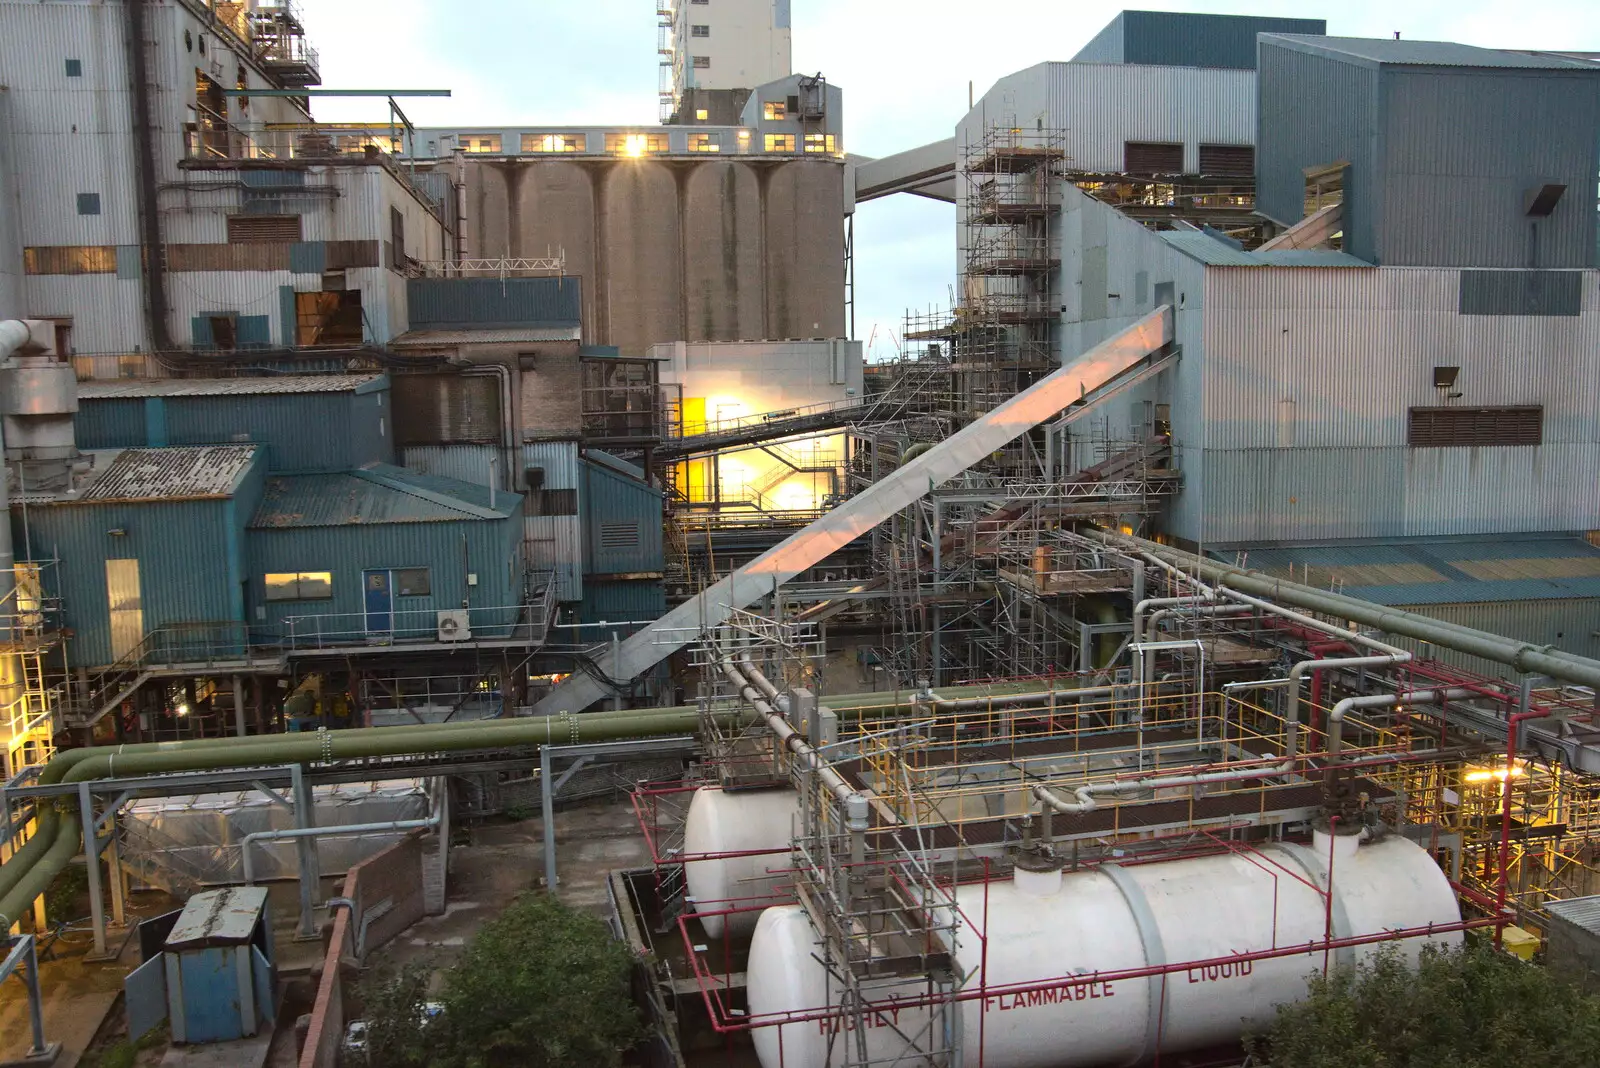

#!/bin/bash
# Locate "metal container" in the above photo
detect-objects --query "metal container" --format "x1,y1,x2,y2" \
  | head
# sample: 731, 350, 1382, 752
746, 833, 1460, 1068
0, 357, 77, 460
682, 786, 796, 938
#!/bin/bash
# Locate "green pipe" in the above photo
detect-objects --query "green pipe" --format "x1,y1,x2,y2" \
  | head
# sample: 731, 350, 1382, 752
0, 709, 725, 927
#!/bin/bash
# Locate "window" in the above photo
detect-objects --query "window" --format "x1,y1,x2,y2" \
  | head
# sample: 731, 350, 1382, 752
265, 572, 333, 601
803, 133, 837, 154
1198, 144, 1253, 178
295, 289, 364, 347
530, 488, 578, 516
694, 108, 709, 121
1407, 406, 1543, 448
459, 134, 502, 153
227, 214, 302, 242
390, 206, 406, 266
65, 59, 82, 77
208, 314, 238, 351
76, 193, 101, 216
691, 24, 710, 36
394, 567, 431, 597
604, 132, 668, 156
23, 246, 117, 275
688, 132, 721, 153
692, 55, 710, 68
1123, 142, 1184, 175
522, 132, 582, 153
764, 133, 795, 152
763, 100, 787, 120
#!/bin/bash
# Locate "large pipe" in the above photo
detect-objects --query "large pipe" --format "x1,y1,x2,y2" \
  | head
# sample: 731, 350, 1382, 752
1325, 688, 1476, 766
1092, 531, 1600, 690
1032, 758, 1295, 816
722, 660, 861, 806
0, 708, 725, 929
125, 0, 172, 350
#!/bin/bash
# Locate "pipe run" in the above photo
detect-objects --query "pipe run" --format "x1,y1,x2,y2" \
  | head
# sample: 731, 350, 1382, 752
1091, 530, 1600, 691
241, 812, 442, 886
1325, 689, 1477, 765
1033, 759, 1295, 815
721, 659, 864, 809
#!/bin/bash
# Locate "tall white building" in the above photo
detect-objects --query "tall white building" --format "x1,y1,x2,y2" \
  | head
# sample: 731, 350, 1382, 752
661, 0, 792, 122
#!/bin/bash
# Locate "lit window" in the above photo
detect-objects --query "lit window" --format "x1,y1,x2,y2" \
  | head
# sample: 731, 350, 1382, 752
695, 108, 709, 121
764, 133, 795, 152
23, 246, 117, 275
265, 572, 333, 602
522, 132, 582, 153
692, 55, 710, 68
804, 133, 838, 154
605, 132, 668, 156
394, 567, 431, 597
763, 100, 786, 120
689, 133, 720, 152
691, 24, 710, 36
459, 134, 502, 153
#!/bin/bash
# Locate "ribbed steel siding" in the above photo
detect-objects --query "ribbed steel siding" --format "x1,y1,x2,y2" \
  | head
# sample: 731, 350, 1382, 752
579, 580, 666, 635
1071, 14, 1125, 63
247, 513, 523, 642
1046, 63, 1255, 173
1198, 267, 1600, 543
406, 277, 583, 330
523, 442, 583, 602
582, 461, 664, 575
76, 398, 146, 449
1380, 66, 1600, 268
1392, 598, 1600, 680
25, 498, 243, 667
161, 393, 360, 472
1119, 12, 1327, 70
399, 444, 498, 486
1255, 40, 1377, 240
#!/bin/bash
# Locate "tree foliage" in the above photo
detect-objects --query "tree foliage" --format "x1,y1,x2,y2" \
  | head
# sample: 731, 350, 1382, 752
1247, 940, 1600, 1068
359, 892, 642, 1068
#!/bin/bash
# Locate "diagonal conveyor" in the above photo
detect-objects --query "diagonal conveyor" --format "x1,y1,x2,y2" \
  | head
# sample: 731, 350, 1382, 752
535, 307, 1175, 715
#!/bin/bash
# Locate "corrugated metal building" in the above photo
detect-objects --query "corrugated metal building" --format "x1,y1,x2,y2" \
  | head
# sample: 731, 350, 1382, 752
578, 451, 665, 636
1256, 36, 1600, 267
1071, 11, 1326, 70
1222, 536, 1600, 678
17, 445, 265, 667
76, 375, 393, 473
247, 464, 524, 644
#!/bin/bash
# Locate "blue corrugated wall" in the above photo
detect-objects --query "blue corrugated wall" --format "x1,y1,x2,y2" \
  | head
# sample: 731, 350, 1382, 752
406, 277, 583, 330
75, 389, 394, 473
247, 514, 524, 643
581, 459, 664, 576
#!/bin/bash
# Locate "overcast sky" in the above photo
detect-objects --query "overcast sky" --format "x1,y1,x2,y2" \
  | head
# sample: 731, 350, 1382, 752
298, 0, 1600, 360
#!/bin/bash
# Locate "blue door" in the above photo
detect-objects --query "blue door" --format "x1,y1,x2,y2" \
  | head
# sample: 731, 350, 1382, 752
363, 569, 392, 635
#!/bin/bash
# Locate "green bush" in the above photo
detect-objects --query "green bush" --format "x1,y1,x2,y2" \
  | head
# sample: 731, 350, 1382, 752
360, 893, 642, 1068
1247, 939, 1600, 1068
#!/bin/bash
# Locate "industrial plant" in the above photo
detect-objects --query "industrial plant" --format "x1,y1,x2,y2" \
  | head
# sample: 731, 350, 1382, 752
0, 2, 1599, 1066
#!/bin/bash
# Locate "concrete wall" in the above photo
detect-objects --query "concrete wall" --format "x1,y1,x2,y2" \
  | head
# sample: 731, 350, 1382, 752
460, 157, 846, 355
672, 0, 791, 98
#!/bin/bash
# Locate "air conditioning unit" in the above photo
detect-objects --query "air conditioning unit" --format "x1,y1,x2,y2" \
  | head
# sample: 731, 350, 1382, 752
436, 610, 472, 642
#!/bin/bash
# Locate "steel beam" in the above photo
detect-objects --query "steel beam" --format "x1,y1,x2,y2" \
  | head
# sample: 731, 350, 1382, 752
535, 308, 1175, 715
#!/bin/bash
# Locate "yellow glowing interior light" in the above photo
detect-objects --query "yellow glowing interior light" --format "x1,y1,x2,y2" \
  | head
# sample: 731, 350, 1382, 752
1464, 764, 1526, 783
625, 134, 648, 158
737, 129, 751, 140
776, 482, 817, 511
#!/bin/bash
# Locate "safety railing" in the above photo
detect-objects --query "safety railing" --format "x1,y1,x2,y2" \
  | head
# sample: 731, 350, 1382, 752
281, 597, 555, 652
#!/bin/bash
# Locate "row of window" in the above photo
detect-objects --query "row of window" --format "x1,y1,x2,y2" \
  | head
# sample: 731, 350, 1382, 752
264, 568, 431, 603
451, 130, 837, 156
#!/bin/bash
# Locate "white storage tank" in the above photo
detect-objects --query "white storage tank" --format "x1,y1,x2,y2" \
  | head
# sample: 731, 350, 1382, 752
683, 786, 796, 938
747, 831, 1461, 1068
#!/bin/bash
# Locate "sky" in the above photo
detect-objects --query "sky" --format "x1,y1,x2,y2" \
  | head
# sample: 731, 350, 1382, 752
297, 0, 1600, 361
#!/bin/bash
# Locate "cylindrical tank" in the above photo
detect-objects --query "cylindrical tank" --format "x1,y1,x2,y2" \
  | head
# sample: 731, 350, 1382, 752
0, 355, 78, 460
747, 832, 1460, 1068
683, 786, 796, 938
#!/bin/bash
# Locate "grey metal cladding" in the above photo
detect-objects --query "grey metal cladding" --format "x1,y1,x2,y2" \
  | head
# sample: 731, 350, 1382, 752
1459, 271, 1582, 316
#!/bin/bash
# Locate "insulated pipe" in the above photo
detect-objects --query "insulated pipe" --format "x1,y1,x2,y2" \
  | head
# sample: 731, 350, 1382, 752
242, 816, 440, 886
1033, 759, 1295, 815
0, 709, 725, 928
1091, 531, 1600, 690
722, 660, 861, 806
1324, 688, 1476, 769
1144, 605, 1257, 638
0, 321, 32, 358
928, 685, 1118, 710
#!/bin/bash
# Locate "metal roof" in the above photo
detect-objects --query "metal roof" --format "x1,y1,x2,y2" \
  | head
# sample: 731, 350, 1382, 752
1159, 231, 1371, 268
1261, 34, 1600, 71
165, 886, 269, 950
78, 375, 386, 399
1218, 536, 1600, 607
250, 462, 519, 528
56, 445, 260, 503
1545, 894, 1600, 936
389, 326, 582, 347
